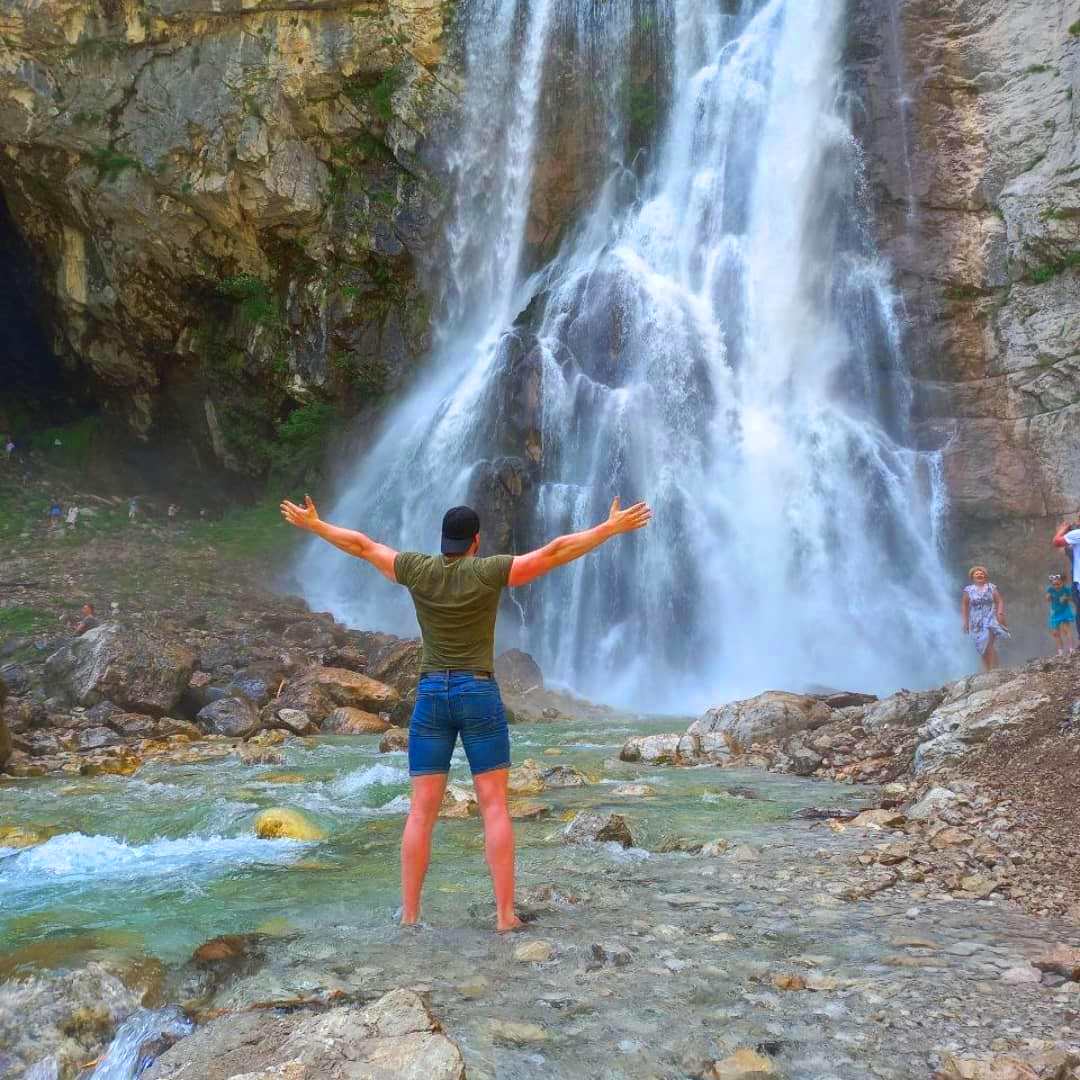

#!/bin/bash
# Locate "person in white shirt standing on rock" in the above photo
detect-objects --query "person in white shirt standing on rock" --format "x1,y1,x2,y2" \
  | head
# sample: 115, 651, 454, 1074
1053, 513, 1080, 638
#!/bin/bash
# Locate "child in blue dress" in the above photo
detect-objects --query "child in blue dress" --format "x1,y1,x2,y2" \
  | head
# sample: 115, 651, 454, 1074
1047, 573, 1076, 655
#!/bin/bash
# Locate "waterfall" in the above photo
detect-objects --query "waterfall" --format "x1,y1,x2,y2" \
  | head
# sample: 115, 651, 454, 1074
300, 0, 965, 711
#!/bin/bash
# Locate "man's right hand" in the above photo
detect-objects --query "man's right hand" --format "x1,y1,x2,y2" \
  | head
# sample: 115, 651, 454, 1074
606, 497, 652, 535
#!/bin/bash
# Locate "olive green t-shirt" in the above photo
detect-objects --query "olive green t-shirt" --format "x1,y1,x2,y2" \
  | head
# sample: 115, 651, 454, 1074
394, 551, 515, 673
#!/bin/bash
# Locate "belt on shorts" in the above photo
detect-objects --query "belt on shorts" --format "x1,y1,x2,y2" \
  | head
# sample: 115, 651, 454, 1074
423, 669, 492, 679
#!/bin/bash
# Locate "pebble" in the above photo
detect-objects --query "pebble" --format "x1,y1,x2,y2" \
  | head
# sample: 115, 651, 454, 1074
489, 1019, 548, 1045
514, 940, 556, 963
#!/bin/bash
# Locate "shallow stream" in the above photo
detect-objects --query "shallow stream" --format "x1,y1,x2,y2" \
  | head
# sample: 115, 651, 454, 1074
2, 716, 1077, 1078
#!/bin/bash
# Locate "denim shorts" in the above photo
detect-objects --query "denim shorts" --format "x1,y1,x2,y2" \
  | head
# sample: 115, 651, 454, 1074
408, 671, 511, 777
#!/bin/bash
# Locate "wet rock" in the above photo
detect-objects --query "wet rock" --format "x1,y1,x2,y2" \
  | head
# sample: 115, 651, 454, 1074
708, 1047, 779, 1078
0, 824, 48, 848
494, 648, 544, 693
850, 808, 907, 829
690, 691, 832, 747
513, 939, 555, 962
73, 724, 122, 750
791, 806, 859, 821
507, 759, 546, 795
611, 783, 658, 797
591, 941, 633, 966
620, 732, 690, 764
277, 667, 400, 722
379, 727, 409, 753
727, 844, 761, 862
813, 689, 878, 709
322, 706, 391, 735
1032, 944, 1080, 980
237, 744, 285, 766
265, 707, 317, 736
0, 961, 142, 1078
541, 763, 589, 788
44, 624, 196, 716
508, 800, 549, 820
563, 811, 634, 847
457, 975, 489, 999
196, 697, 259, 739
253, 808, 326, 841
439, 784, 478, 819
770, 971, 807, 991
143, 989, 465, 1079
488, 1018, 548, 1046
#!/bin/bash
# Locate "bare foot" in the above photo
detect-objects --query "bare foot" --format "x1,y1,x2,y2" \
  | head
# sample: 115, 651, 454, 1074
496, 916, 525, 934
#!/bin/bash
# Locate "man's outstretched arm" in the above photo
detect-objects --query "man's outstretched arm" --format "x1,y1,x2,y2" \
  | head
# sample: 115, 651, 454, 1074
508, 497, 652, 588
280, 495, 398, 583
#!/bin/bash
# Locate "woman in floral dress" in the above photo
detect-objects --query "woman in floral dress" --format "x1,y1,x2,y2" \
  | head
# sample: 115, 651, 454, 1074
961, 566, 1009, 672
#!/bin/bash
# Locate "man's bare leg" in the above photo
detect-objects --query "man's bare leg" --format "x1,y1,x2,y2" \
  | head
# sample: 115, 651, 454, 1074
401, 773, 448, 926
473, 768, 522, 932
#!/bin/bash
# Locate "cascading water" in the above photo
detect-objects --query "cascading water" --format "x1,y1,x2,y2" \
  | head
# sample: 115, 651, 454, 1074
300, 0, 966, 710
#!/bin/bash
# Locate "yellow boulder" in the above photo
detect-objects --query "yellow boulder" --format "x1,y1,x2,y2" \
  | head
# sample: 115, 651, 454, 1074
254, 808, 326, 841
0, 825, 47, 849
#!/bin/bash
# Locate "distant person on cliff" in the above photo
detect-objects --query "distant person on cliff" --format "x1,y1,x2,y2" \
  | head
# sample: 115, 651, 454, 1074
72, 603, 98, 636
280, 494, 652, 933
1046, 574, 1076, 656
1052, 515, 1080, 637
47, 498, 62, 532
961, 566, 1009, 672
128, 497, 138, 524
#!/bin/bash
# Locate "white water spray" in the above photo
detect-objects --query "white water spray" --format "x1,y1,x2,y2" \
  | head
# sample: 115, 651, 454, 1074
301, 0, 965, 710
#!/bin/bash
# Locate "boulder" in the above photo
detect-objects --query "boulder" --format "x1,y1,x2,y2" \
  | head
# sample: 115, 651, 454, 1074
379, 727, 409, 753
1031, 944, 1080, 981
619, 732, 699, 764
0, 662, 29, 694
353, 633, 424, 698
541, 764, 589, 788
850, 809, 907, 830
689, 691, 832, 748
494, 649, 544, 694
507, 759, 546, 796
277, 667, 400, 722
709, 1048, 779, 1078
142, 989, 465, 1080
563, 811, 634, 848
914, 673, 1051, 773
253, 808, 326, 842
787, 746, 822, 776
196, 697, 259, 739
439, 785, 478, 819
265, 708, 317, 736
322, 707, 391, 735
907, 787, 961, 821
610, 783, 658, 797
861, 688, 945, 732
44, 624, 196, 716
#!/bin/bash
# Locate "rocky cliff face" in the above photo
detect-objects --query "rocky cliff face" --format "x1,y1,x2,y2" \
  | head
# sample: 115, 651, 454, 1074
0, 0, 457, 472
853, 0, 1080, 648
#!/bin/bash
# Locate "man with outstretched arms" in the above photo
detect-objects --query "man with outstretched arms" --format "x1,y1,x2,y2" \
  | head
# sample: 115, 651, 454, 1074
281, 494, 652, 932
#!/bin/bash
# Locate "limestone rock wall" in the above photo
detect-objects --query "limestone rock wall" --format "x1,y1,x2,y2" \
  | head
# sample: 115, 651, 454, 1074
0, 0, 457, 471
853, 0, 1080, 652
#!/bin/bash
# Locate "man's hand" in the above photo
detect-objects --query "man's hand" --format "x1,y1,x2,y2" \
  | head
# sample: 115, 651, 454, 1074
281, 495, 321, 532
606, 496, 652, 536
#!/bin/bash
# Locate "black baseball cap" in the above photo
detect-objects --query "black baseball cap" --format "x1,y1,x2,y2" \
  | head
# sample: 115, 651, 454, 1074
441, 505, 480, 555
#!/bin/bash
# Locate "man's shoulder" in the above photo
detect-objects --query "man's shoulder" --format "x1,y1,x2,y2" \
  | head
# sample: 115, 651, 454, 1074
394, 550, 435, 587
1065, 529, 1080, 545
471, 553, 514, 589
